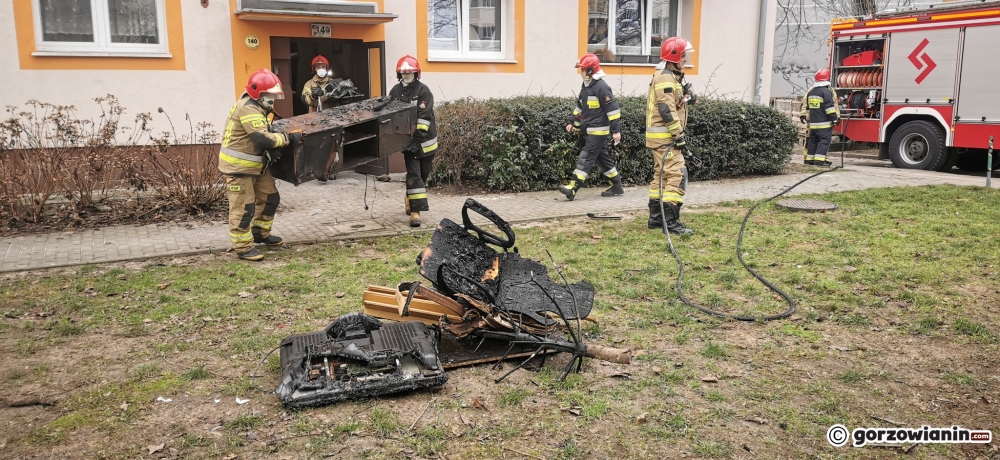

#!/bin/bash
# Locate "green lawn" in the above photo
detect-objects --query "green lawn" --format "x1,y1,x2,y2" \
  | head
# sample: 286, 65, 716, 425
0, 184, 998, 459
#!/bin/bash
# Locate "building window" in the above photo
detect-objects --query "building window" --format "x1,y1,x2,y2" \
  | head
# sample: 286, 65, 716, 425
33, 0, 168, 56
588, 0, 679, 63
428, 0, 506, 59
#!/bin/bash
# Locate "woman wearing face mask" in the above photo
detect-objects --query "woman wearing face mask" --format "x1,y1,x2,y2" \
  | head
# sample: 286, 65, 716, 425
218, 69, 302, 261
302, 55, 335, 113
387, 55, 438, 228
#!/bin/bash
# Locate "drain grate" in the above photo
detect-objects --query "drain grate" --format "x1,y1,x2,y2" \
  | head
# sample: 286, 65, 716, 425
775, 198, 838, 213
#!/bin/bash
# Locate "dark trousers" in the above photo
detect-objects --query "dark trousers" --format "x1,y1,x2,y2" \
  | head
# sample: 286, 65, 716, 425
573, 134, 616, 179
405, 152, 434, 212
806, 128, 832, 161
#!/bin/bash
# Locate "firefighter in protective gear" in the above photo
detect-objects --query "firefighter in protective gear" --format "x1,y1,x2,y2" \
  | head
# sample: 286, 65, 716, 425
801, 68, 838, 167
560, 54, 623, 201
219, 69, 301, 261
388, 55, 438, 228
302, 55, 336, 113
646, 37, 695, 235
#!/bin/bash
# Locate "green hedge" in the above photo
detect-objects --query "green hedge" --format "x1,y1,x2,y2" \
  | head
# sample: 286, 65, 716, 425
429, 96, 797, 192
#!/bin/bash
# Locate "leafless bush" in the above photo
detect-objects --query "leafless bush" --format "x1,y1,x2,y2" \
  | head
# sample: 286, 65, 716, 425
144, 109, 223, 214
0, 97, 222, 230
0, 102, 72, 224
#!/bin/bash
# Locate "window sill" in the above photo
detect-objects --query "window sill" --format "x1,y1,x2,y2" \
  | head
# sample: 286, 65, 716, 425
427, 57, 519, 64
32, 51, 172, 58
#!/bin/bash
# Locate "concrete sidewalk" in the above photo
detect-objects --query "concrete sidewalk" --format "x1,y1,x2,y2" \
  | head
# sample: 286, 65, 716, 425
1, 157, 994, 273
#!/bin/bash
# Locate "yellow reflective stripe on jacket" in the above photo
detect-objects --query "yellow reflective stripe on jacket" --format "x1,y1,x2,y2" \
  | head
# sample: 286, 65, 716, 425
587, 96, 600, 108
407, 192, 428, 199
572, 107, 581, 116
654, 82, 683, 92
825, 107, 837, 114
645, 126, 674, 139
417, 118, 431, 131
421, 137, 438, 153
810, 122, 832, 129
240, 114, 266, 123
606, 109, 621, 121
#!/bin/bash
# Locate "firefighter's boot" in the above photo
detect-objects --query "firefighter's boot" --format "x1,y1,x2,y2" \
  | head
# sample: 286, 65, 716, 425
560, 180, 582, 201
252, 228, 284, 246
601, 175, 625, 197
647, 199, 664, 229
663, 203, 694, 236
238, 247, 265, 261
409, 211, 421, 228
404, 195, 411, 215
813, 159, 832, 167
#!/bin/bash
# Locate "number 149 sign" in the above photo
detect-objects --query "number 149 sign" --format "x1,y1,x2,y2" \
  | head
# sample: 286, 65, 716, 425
311, 24, 332, 38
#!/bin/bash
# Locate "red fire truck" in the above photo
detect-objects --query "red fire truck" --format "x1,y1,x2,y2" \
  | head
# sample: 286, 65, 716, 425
829, 1, 1000, 171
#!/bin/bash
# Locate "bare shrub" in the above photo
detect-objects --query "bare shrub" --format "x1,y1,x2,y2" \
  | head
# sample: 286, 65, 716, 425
144, 110, 223, 214
0, 102, 72, 224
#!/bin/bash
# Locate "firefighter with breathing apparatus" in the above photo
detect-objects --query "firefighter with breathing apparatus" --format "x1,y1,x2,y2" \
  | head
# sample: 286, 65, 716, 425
388, 55, 438, 228
800, 68, 838, 167
646, 36, 696, 235
560, 54, 624, 201
218, 69, 302, 261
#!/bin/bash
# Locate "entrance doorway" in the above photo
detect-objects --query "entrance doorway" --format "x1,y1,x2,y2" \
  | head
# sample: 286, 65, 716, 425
269, 37, 386, 117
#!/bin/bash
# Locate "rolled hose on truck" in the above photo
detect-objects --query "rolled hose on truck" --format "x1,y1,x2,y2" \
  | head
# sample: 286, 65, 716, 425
656, 132, 847, 321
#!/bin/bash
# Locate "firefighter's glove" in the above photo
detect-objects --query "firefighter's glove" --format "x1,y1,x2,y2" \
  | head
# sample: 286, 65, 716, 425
287, 131, 303, 146
674, 135, 687, 154
404, 141, 422, 156
832, 118, 841, 126
264, 149, 281, 166
311, 87, 325, 99
683, 83, 698, 106
800, 115, 807, 125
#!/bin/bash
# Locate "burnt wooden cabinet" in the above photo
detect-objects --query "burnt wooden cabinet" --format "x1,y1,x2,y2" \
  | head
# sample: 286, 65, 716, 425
270, 98, 415, 185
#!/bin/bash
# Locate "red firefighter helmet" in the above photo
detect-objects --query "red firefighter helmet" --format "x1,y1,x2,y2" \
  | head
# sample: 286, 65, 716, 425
575, 54, 602, 76
660, 37, 693, 63
311, 55, 329, 69
245, 69, 284, 101
396, 55, 421, 80
815, 68, 831, 82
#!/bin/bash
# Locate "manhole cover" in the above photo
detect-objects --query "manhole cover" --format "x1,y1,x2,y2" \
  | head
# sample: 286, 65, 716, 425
775, 198, 838, 213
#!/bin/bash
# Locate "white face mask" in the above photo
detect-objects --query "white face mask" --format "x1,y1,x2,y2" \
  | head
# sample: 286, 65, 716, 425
401, 73, 416, 85
316, 69, 328, 78
259, 95, 275, 109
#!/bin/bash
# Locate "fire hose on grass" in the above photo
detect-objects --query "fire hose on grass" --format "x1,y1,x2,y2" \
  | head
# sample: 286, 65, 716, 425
657, 128, 845, 321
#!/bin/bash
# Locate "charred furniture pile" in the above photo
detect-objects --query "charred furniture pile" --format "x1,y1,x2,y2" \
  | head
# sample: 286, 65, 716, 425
276, 199, 630, 408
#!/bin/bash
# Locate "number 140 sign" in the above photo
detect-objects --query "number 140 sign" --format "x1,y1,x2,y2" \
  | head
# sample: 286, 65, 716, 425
311, 24, 332, 38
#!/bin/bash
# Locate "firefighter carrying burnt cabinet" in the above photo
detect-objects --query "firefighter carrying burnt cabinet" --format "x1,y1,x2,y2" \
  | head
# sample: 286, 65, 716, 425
388, 55, 438, 228
800, 68, 837, 167
646, 37, 696, 235
218, 69, 303, 261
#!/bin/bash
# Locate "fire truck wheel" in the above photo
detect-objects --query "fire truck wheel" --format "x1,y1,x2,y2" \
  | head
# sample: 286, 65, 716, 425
888, 121, 948, 171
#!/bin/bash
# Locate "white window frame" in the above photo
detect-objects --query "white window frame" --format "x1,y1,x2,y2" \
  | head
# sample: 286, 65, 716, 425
31, 0, 169, 57
428, 0, 507, 61
588, 0, 681, 58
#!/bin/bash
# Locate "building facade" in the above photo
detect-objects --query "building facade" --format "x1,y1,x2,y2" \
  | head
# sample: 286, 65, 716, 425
1, 0, 776, 135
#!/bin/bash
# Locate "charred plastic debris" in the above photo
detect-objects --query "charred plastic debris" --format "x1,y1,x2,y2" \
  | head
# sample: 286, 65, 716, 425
276, 199, 631, 408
